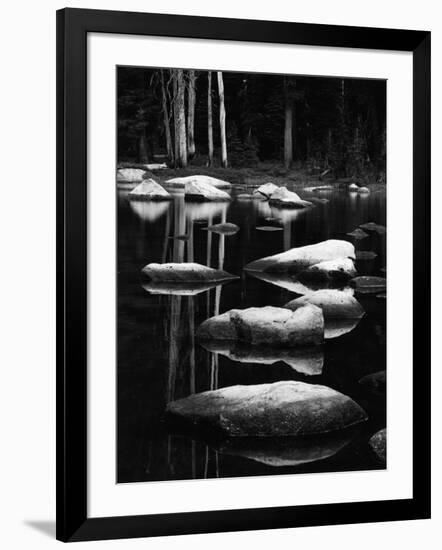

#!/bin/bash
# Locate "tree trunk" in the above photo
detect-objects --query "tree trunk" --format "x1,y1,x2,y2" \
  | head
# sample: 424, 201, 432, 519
187, 70, 196, 159
217, 71, 227, 168
207, 71, 214, 166
173, 69, 187, 168
160, 69, 174, 164
284, 77, 294, 169
138, 132, 149, 163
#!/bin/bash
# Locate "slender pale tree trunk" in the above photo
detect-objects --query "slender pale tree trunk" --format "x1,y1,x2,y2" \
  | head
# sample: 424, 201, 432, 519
187, 70, 196, 159
284, 79, 293, 170
138, 132, 149, 163
160, 69, 174, 164
173, 69, 187, 168
217, 71, 227, 167
207, 71, 214, 166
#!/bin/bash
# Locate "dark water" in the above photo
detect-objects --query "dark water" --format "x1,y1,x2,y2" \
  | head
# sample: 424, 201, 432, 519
117, 184, 386, 483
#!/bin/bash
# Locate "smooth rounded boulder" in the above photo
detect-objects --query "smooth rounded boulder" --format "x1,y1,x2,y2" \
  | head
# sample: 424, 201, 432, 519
142, 262, 238, 284
268, 187, 313, 209
197, 304, 324, 347
184, 180, 231, 202
166, 175, 231, 189
128, 179, 172, 201
244, 239, 355, 274
117, 167, 146, 184
166, 380, 368, 437
253, 182, 279, 199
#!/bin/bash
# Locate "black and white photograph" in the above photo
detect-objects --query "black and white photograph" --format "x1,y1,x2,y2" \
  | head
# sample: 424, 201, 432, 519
117, 66, 387, 484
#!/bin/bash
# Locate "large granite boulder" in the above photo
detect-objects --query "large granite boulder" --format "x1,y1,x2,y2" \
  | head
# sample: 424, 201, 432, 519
197, 304, 324, 347
167, 175, 231, 189
298, 257, 357, 284
184, 180, 231, 202
284, 289, 364, 339
116, 167, 146, 183
128, 179, 172, 201
142, 262, 238, 284
253, 182, 279, 199
268, 187, 313, 208
369, 428, 386, 464
245, 239, 355, 274
166, 380, 368, 437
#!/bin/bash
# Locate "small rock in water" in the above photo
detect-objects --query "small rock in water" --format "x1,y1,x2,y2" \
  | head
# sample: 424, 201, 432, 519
347, 228, 369, 240
369, 428, 386, 464
298, 257, 357, 284
309, 197, 330, 205
142, 262, 238, 284
117, 167, 146, 184
355, 251, 378, 261
380, 267, 387, 275
184, 180, 231, 202
376, 292, 387, 299
237, 193, 253, 200
348, 183, 359, 191
197, 304, 324, 347
359, 222, 386, 235
357, 186, 370, 194
166, 380, 368, 437
207, 222, 239, 235
253, 182, 279, 199
256, 226, 283, 232
359, 371, 386, 396
129, 179, 172, 201
166, 175, 231, 189
269, 187, 313, 209
350, 276, 386, 294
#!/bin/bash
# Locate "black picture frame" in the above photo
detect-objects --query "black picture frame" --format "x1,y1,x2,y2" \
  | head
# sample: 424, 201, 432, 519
56, 7, 431, 542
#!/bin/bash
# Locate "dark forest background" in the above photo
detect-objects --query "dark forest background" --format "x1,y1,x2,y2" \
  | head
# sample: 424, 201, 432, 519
118, 67, 386, 182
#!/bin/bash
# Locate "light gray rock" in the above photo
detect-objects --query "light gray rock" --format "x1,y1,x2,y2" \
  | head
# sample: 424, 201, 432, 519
197, 304, 324, 347
166, 175, 231, 189
348, 183, 359, 191
298, 257, 357, 284
369, 428, 386, 464
351, 276, 387, 294
184, 180, 231, 202
166, 380, 368, 437
142, 262, 238, 284
206, 222, 239, 235
245, 239, 356, 274
117, 167, 146, 183
253, 182, 279, 199
269, 187, 313, 208
357, 186, 370, 194
128, 179, 172, 201
285, 290, 364, 339
143, 163, 167, 170
200, 341, 324, 375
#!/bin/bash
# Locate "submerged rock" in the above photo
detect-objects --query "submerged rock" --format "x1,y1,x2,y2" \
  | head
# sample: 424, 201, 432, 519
215, 430, 355, 467
355, 250, 378, 261
142, 262, 238, 284
166, 175, 231, 189
200, 341, 324, 375
206, 222, 239, 235
253, 182, 279, 199
347, 228, 369, 240
245, 239, 355, 274
285, 290, 364, 339
269, 187, 313, 209
128, 179, 172, 201
184, 180, 231, 202
298, 257, 357, 284
117, 167, 146, 184
350, 276, 386, 294
197, 304, 324, 347
359, 371, 386, 396
166, 380, 368, 437
369, 428, 386, 464
256, 226, 283, 232
359, 222, 386, 235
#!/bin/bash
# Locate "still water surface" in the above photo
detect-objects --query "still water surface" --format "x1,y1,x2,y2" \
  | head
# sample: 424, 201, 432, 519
117, 184, 386, 483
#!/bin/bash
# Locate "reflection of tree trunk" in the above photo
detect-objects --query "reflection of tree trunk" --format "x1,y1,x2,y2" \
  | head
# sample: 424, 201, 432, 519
283, 220, 291, 251
187, 70, 196, 159
160, 69, 174, 164
161, 205, 171, 263
217, 71, 227, 167
207, 71, 214, 166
